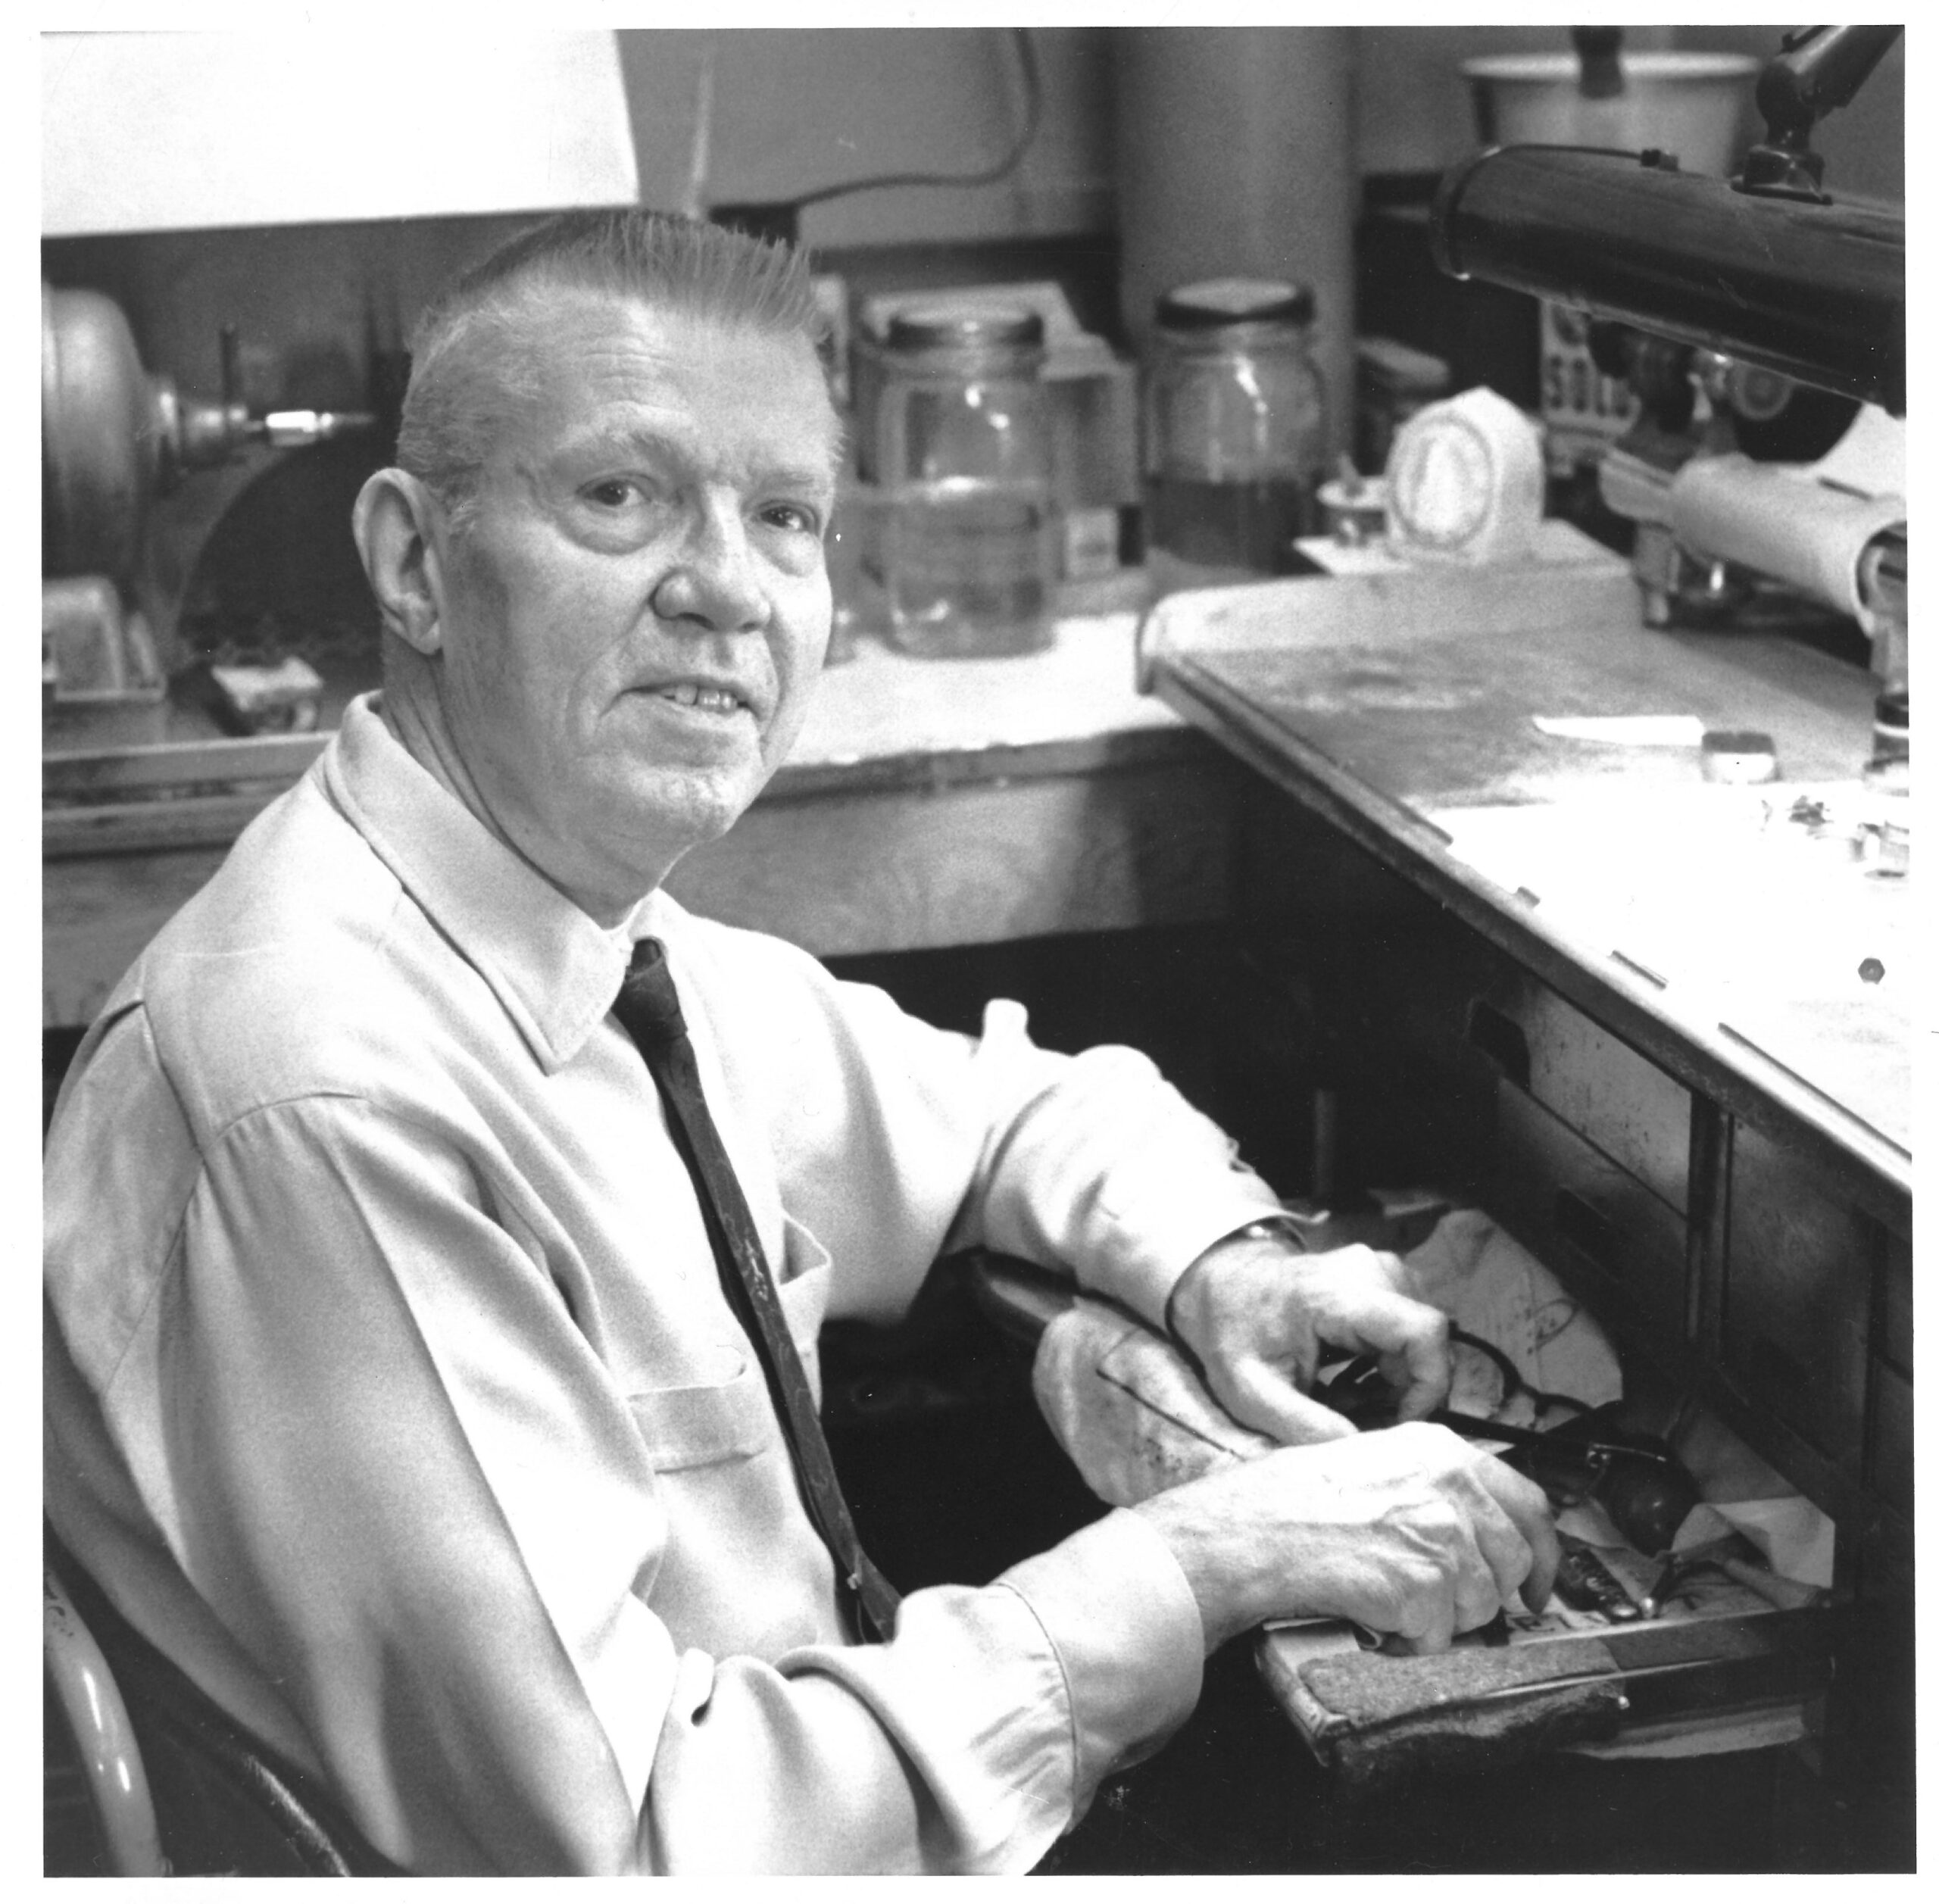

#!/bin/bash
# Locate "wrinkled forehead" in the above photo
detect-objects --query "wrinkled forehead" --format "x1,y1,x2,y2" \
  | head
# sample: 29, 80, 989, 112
478, 289, 841, 473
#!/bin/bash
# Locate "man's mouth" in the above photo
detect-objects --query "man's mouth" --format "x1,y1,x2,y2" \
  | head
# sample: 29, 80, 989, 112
654, 683, 746, 714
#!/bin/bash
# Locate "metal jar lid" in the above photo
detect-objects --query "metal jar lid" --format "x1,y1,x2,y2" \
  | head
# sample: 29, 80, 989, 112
883, 303, 1045, 354
1155, 277, 1315, 332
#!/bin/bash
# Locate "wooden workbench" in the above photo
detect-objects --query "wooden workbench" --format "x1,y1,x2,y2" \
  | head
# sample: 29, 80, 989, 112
1143, 565, 1910, 1184
1141, 558, 1912, 1852
1142, 558, 1912, 1618
42, 612, 1241, 1028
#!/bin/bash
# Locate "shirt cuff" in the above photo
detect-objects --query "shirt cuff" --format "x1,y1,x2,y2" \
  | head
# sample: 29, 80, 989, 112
1091, 1177, 1294, 1334
995, 1507, 1204, 1823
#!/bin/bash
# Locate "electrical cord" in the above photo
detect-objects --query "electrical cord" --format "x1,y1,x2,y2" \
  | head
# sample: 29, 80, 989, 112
784, 27, 1041, 214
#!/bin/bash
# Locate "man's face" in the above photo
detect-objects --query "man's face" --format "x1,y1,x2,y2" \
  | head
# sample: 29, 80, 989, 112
426, 295, 840, 919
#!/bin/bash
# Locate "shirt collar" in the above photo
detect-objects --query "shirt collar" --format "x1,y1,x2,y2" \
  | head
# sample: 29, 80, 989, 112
320, 694, 636, 1072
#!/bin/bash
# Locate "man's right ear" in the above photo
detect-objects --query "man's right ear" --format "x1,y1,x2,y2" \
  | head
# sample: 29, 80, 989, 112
353, 470, 447, 657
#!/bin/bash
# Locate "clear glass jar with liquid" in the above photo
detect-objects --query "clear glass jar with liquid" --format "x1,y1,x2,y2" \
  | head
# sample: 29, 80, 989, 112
1143, 278, 1328, 595
874, 304, 1055, 657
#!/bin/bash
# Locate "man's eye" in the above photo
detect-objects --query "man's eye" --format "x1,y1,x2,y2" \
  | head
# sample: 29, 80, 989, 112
582, 479, 645, 510
760, 502, 820, 536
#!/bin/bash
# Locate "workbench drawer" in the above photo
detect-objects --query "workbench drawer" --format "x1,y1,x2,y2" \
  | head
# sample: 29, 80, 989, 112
1870, 1362, 1912, 1515
1722, 1122, 1875, 1474
1487, 1081, 1689, 1347
1878, 1227, 1912, 1376
1467, 979, 1691, 1214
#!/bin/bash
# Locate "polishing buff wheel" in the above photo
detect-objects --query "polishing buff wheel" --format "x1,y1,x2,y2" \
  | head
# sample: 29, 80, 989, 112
1386, 385, 1545, 565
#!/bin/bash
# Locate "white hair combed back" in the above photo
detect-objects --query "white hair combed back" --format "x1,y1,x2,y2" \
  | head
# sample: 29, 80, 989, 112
396, 210, 829, 526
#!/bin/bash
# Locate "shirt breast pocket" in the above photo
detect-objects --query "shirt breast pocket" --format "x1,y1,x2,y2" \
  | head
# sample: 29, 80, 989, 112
626, 1216, 833, 1469
626, 1350, 774, 1472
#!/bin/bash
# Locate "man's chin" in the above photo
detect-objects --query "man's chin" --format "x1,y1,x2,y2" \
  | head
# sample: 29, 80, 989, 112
619, 768, 769, 864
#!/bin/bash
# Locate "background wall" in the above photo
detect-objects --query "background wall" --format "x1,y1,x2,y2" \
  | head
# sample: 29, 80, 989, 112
1113, 29, 1357, 450
613, 24, 1903, 251
1669, 23, 1903, 201
42, 26, 1904, 414
620, 27, 1114, 248
1354, 23, 1903, 198
1356, 23, 1669, 173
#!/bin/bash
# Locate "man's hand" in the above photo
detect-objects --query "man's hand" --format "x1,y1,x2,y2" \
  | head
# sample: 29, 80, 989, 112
1166, 1231, 1451, 1446
1132, 1422, 1560, 1654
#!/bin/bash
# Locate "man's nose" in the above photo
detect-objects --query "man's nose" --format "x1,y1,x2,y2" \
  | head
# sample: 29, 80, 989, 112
650, 498, 768, 633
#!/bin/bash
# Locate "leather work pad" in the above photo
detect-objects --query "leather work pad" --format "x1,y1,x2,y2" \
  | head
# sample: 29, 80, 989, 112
1260, 1606, 1834, 1792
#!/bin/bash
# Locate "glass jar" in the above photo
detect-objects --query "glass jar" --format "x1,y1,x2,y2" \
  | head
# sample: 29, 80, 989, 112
873, 304, 1055, 657
1142, 278, 1328, 595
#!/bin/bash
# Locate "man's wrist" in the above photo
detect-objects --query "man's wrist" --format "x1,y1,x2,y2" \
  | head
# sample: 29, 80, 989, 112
1163, 1215, 1308, 1345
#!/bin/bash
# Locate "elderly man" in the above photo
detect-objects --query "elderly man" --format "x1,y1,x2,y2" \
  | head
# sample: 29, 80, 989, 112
44, 211, 1556, 1875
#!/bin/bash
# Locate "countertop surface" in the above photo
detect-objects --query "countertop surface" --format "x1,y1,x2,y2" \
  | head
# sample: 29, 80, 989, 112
1144, 563, 1912, 1182
45, 602, 1194, 847
788, 613, 1180, 768
44, 604, 1220, 1020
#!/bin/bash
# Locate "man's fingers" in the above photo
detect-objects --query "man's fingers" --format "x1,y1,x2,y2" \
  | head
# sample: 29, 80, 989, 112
1383, 1348, 1450, 1422
1357, 1299, 1453, 1421
1296, 1250, 1453, 1417
1451, 1543, 1510, 1640
1466, 1453, 1561, 1612
1388, 1537, 1502, 1654
1394, 1469, 1537, 1650
1519, 1515, 1561, 1615
1212, 1357, 1359, 1446
1397, 1597, 1458, 1656
1457, 1483, 1539, 1618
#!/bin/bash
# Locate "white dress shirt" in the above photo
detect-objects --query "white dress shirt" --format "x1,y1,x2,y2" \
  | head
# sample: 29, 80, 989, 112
43, 694, 1288, 1873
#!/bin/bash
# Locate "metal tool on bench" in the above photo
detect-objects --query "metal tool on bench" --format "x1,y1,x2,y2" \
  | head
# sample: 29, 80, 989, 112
42, 286, 374, 710
1316, 1350, 1701, 1559
1431, 26, 1906, 778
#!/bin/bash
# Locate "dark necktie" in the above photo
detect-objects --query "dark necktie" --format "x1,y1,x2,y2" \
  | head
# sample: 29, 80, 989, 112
613, 936, 901, 1644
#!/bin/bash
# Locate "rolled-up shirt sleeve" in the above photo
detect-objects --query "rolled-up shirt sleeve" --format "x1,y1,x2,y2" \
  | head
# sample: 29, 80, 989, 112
710, 939, 1291, 1335
950, 995, 1288, 1322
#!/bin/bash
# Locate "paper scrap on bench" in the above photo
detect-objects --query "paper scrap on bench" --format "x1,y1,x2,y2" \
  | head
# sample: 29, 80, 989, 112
1533, 715, 1705, 746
